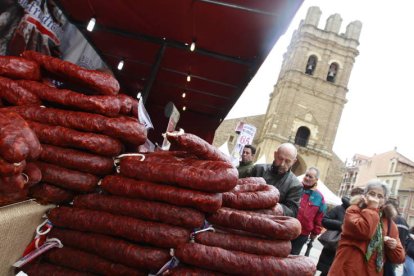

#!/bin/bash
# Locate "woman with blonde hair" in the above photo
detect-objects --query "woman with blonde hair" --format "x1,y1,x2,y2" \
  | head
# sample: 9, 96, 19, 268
328, 179, 405, 275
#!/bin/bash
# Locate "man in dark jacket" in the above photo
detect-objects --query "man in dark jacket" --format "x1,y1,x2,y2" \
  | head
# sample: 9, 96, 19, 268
237, 145, 256, 178
249, 143, 302, 217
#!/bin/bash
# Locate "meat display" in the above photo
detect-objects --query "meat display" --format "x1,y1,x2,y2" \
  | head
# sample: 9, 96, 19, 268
175, 243, 316, 275
119, 153, 238, 193
207, 208, 301, 240
48, 206, 191, 248
49, 228, 171, 271
73, 193, 205, 228
222, 183, 279, 210
0, 55, 41, 80
22, 50, 120, 95
101, 175, 222, 213
39, 144, 113, 175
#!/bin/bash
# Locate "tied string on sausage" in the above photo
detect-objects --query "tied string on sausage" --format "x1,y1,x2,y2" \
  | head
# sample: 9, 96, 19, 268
113, 153, 145, 173
149, 249, 180, 276
190, 220, 215, 241
13, 219, 63, 268
117, 151, 238, 193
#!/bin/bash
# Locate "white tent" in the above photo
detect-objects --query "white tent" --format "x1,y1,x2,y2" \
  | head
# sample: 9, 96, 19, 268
254, 154, 267, 165
297, 174, 342, 206
218, 141, 231, 157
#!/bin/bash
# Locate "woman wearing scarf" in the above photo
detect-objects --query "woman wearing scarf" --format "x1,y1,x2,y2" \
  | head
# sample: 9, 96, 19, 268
328, 179, 405, 275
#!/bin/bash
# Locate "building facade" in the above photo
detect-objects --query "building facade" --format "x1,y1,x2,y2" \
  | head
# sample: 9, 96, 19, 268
214, 6, 361, 192
339, 149, 414, 226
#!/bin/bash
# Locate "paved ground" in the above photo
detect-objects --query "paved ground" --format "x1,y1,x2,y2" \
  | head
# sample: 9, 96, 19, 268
299, 239, 403, 275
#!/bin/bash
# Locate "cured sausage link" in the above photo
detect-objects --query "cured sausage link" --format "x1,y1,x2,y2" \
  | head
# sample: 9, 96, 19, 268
119, 155, 238, 193
49, 228, 170, 271
17, 80, 122, 117
21, 262, 94, 276
48, 206, 191, 248
101, 175, 222, 213
3, 106, 146, 146
175, 243, 316, 276
0, 111, 41, 163
35, 161, 98, 193
0, 157, 26, 177
39, 144, 114, 175
0, 55, 41, 80
207, 208, 301, 240
29, 183, 74, 205
222, 183, 280, 210
166, 131, 232, 164
28, 121, 123, 157
44, 247, 145, 275
195, 231, 291, 257
22, 50, 120, 95
0, 76, 40, 105
73, 193, 205, 228
169, 266, 228, 276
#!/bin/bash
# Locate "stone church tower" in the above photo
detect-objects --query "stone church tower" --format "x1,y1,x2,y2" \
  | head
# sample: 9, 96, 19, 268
255, 6, 362, 181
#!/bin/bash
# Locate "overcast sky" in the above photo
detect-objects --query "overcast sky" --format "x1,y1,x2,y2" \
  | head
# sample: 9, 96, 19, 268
226, 0, 414, 162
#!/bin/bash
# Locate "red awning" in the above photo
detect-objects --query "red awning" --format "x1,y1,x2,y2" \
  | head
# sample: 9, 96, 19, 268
55, 0, 303, 143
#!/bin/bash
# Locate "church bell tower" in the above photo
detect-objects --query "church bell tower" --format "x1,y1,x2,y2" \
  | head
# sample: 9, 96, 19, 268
255, 6, 362, 180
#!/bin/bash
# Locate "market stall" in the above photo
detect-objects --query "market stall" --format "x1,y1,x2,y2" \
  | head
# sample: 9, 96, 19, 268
0, 0, 311, 275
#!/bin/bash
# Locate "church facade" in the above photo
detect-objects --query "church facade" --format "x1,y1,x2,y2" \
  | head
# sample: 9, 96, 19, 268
213, 6, 362, 193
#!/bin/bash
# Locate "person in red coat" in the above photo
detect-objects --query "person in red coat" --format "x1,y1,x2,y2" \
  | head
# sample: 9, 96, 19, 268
328, 179, 405, 275
291, 167, 326, 255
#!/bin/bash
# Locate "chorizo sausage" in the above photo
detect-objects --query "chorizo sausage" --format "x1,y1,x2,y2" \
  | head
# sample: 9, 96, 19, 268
194, 231, 291, 257
222, 184, 279, 210
28, 121, 123, 157
44, 247, 145, 275
101, 175, 222, 213
119, 154, 238, 193
0, 55, 41, 80
0, 174, 27, 193
207, 208, 301, 240
0, 76, 40, 105
175, 243, 316, 276
48, 206, 191, 248
39, 144, 113, 175
0, 157, 26, 177
237, 177, 266, 185
252, 204, 284, 216
22, 50, 120, 95
17, 80, 122, 117
168, 266, 228, 276
166, 131, 232, 164
49, 228, 170, 271
21, 262, 94, 276
0, 111, 41, 162
3, 105, 146, 145
29, 183, 74, 205
73, 193, 205, 228
34, 161, 98, 192
23, 162, 42, 187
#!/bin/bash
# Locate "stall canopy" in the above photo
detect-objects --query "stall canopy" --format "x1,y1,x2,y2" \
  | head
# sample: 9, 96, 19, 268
55, 0, 303, 144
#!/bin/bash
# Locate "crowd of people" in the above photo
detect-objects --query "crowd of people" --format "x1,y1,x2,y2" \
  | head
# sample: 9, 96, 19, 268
237, 143, 414, 275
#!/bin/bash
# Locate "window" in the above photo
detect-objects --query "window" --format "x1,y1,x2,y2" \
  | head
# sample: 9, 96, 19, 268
411, 198, 414, 210
294, 126, 310, 147
305, 55, 317, 75
327, 63, 338, 82
399, 196, 408, 209
390, 161, 396, 173
228, 135, 234, 143
391, 179, 398, 195
408, 216, 414, 227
